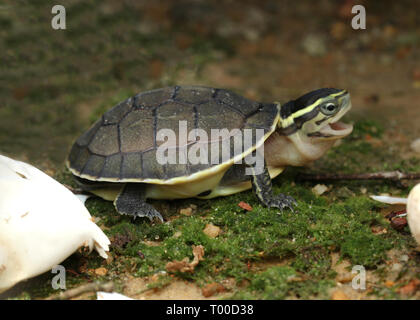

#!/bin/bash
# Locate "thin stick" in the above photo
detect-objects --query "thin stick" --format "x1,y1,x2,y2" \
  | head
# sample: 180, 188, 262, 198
298, 171, 420, 182
45, 281, 114, 300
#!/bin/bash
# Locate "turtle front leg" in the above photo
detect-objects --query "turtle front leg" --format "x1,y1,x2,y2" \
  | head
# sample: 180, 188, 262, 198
248, 161, 297, 212
114, 183, 164, 222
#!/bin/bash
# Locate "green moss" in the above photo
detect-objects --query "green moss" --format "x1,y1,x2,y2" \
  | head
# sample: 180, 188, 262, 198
341, 231, 391, 268
231, 266, 333, 299
245, 266, 296, 299
74, 180, 412, 299
292, 246, 333, 278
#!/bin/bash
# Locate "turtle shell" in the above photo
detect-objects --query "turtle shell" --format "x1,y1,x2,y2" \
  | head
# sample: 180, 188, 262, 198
67, 86, 279, 184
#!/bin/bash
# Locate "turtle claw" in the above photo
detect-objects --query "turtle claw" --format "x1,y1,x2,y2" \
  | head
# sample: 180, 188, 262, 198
266, 194, 297, 212
147, 210, 164, 223
131, 203, 164, 223
115, 184, 164, 223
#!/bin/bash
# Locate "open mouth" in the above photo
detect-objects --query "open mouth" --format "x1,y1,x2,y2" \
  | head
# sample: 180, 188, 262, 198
310, 99, 353, 139
318, 121, 353, 138
308, 94, 353, 140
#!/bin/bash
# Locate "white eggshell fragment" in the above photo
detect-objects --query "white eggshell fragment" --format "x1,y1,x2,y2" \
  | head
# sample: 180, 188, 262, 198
407, 184, 420, 245
0, 155, 110, 293
369, 195, 408, 205
97, 291, 133, 300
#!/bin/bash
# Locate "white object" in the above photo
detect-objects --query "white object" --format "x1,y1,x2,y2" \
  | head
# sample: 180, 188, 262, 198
369, 195, 408, 205
0, 155, 110, 293
97, 291, 133, 300
407, 184, 420, 245
410, 138, 420, 154
371, 186, 420, 245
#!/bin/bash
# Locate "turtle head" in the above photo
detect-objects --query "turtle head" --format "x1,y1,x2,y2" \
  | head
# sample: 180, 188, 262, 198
265, 88, 353, 167
279, 88, 353, 140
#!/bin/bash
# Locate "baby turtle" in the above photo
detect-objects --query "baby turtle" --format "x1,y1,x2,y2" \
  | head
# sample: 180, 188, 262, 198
67, 86, 353, 221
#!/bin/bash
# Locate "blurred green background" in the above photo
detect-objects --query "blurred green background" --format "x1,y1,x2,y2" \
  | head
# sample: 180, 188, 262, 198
0, 0, 419, 171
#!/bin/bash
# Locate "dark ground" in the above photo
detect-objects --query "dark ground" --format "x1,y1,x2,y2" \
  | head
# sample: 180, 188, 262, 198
1, 0, 419, 299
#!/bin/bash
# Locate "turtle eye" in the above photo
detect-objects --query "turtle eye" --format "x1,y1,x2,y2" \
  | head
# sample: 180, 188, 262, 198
320, 102, 338, 115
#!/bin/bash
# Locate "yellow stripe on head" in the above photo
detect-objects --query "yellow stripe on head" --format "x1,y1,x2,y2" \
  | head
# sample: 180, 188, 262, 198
279, 89, 347, 129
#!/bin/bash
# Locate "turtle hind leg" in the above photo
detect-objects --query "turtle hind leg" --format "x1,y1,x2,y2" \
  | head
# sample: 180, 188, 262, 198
114, 184, 163, 222
248, 161, 297, 212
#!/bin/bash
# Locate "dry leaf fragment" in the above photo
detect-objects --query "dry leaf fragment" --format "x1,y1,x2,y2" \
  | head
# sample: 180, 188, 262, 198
166, 245, 205, 273
238, 201, 253, 211
398, 279, 420, 295
166, 258, 192, 273
202, 283, 225, 297
203, 223, 221, 238
95, 267, 108, 276
191, 245, 205, 265
180, 207, 193, 216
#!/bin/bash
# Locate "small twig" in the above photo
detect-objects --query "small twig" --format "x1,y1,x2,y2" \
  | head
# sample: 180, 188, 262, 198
45, 281, 114, 300
298, 171, 420, 182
